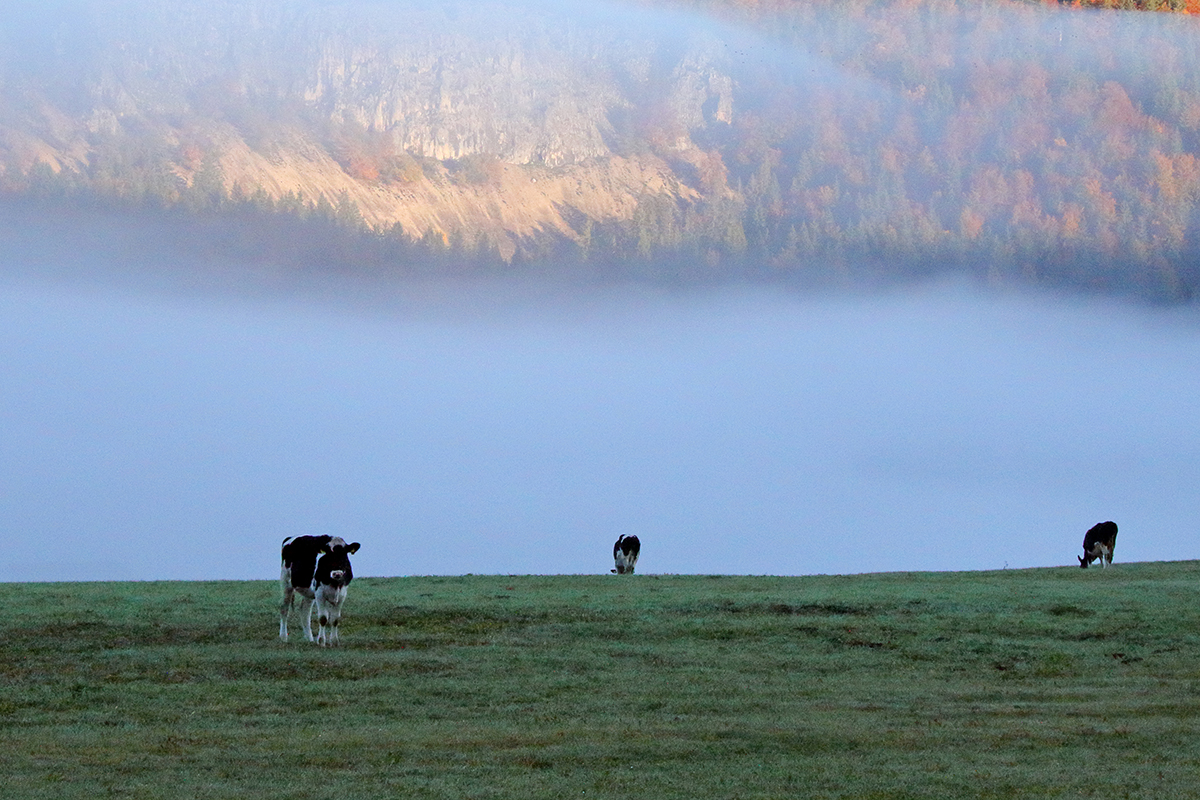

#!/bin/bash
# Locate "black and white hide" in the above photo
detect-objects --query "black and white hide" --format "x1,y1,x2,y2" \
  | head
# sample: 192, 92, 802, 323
1079, 521, 1118, 569
279, 534, 333, 642
612, 534, 641, 575
313, 537, 361, 646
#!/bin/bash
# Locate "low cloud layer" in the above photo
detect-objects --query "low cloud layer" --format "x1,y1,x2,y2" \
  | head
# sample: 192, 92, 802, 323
3, 259, 1197, 581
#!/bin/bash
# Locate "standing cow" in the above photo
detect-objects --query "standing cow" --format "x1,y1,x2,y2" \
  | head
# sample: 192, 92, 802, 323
280, 534, 333, 642
1079, 521, 1118, 568
313, 537, 361, 647
612, 534, 641, 575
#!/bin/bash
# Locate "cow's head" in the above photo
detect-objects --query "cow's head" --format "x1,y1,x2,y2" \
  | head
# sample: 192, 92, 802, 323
327, 537, 361, 555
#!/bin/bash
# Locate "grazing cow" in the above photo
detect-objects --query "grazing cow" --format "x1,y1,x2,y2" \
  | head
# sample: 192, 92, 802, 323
612, 534, 640, 575
280, 534, 333, 642
1079, 521, 1118, 569
313, 537, 361, 647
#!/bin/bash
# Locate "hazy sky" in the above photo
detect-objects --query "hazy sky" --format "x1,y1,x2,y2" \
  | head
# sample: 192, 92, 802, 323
2, 251, 1198, 582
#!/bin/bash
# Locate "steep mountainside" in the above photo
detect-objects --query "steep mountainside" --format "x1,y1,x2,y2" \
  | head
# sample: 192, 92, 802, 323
0, 0, 732, 257
4, 0, 1200, 300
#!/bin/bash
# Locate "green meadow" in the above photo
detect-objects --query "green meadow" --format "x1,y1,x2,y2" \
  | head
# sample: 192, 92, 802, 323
3, 563, 1199, 799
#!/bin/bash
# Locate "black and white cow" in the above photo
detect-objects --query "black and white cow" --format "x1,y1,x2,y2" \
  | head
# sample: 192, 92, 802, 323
1079, 521, 1118, 569
612, 534, 640, 575
280, 534, 333, 642
312, 537, 361, 647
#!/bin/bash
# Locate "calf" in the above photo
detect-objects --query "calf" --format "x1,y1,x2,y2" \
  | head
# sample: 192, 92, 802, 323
280, 534, 333, 642
612, 534, 641, 575
1079, 521, 1118, 568
313, 537, 361, 647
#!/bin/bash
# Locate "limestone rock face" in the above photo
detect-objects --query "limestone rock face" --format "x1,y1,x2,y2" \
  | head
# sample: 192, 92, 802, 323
289, 2, 736, 166
6, 0, 734, 167
303, 10, 624, 166
0, 0, 740, 242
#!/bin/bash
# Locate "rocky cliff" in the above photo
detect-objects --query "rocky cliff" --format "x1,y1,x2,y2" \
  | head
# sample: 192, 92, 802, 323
0, 0, 738, 257
9, 0, 1197, 302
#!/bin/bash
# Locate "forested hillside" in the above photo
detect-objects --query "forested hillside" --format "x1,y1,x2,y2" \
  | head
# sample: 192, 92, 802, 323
3, 0, 1200, 300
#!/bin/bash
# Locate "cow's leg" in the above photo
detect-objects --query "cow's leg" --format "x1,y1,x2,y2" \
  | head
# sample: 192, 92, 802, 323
331, 602, 344, 646
316, 587, 346, 647
296, 588, 316, 642
315, 594, 330, 647
317, 601, 341, 647
318, 607, 330, 647
280, 585, 294, 641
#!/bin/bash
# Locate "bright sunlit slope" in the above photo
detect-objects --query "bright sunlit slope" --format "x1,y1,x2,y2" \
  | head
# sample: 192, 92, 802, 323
2, 0, 1200, 298
3, 564, 1199, 799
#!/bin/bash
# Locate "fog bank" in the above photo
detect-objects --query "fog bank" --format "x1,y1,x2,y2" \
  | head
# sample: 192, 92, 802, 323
2, 260, 1198, 581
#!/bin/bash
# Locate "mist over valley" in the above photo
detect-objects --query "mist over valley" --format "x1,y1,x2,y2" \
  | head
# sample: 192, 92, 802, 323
3, 213, 1198, 581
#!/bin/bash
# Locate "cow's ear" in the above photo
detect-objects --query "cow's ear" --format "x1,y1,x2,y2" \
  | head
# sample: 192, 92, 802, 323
319, 534, 334, 552
347, 542, 361, 554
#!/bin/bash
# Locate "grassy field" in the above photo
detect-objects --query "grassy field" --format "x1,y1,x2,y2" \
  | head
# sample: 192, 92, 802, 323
3, 563, 1199, 799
